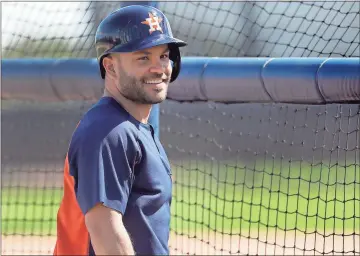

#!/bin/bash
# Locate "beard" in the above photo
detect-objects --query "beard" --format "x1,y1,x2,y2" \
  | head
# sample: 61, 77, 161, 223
116, 67, 171, 105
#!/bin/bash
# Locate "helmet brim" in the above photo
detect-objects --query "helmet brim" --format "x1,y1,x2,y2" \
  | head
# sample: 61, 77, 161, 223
108, 34, 187, 53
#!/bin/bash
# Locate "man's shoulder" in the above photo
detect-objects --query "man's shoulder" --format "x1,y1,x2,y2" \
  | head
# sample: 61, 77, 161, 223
69, 98, 140, 151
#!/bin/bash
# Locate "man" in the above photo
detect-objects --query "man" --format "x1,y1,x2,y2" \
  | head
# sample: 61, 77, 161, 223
53, 5, 187, 255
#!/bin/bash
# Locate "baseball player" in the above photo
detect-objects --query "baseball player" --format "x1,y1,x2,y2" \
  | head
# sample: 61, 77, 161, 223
53, 5, 187, 255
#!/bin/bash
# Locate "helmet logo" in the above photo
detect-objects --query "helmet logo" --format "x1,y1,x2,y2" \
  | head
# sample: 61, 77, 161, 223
141, 12, 163, 34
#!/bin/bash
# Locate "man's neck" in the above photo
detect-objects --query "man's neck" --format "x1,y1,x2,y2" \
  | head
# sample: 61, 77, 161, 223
103, 89, 151, 124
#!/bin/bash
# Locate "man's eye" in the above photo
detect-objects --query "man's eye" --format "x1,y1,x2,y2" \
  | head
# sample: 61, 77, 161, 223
138, 56, 149, 61
161, 54, 169, 59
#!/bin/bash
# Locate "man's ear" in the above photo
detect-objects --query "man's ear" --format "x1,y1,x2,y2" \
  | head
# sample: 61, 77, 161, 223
102, 56, 116, 78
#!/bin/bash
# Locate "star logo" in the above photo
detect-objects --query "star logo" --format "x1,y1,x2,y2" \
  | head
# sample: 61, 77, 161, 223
141, 12, 163, 34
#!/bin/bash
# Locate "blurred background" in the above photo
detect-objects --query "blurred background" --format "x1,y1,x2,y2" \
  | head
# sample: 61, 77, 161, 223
2, 1, 359, 255
3, 1, 359, 58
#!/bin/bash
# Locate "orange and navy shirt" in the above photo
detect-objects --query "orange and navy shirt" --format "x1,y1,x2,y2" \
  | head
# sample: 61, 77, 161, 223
54, 96, 172, 255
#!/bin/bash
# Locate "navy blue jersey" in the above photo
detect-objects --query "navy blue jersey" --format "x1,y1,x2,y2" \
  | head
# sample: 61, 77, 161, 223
54, 96, 172, 255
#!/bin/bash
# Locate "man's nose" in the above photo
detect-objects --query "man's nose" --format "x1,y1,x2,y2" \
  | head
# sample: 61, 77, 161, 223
149, 60, 166, 74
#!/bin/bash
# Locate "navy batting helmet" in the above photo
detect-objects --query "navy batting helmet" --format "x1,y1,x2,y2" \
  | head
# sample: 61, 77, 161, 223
95, 5, 187, 82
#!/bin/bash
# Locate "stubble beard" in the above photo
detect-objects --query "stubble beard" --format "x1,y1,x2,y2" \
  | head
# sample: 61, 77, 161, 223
117, 68, 170, 105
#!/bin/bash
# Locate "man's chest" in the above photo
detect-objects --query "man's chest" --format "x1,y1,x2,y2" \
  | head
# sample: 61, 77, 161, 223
131, 133, 173, 200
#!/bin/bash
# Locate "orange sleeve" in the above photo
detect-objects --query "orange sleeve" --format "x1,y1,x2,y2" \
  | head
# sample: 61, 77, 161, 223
53, 155, 90, 255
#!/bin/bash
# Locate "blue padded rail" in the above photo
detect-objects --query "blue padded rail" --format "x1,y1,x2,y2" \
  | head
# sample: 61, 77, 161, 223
2, 57, 359, 103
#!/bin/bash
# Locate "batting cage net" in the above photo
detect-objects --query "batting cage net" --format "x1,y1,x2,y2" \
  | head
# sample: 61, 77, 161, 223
1, 1, 360, 255
2, 1, 359, 58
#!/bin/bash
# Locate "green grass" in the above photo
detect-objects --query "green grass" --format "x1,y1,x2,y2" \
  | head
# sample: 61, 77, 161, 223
2, 187, 62, 236
170, 160, 360, 234
2, 160, 359, 236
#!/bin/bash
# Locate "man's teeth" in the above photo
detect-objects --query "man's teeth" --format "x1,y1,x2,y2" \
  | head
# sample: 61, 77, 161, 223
145, 80, 163, 84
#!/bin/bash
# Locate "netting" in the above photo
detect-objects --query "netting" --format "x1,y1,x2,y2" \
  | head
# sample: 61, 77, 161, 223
2, 1, 360, 255
162, 101, 360, 255
2, 100, 359, 255
2, 1, 359, 58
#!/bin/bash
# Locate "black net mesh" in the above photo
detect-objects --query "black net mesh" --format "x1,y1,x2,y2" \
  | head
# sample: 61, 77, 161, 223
2, 1, 359, 58
2, 101, 359, 255
161, 101, 359, 255
1, 1, 359, 255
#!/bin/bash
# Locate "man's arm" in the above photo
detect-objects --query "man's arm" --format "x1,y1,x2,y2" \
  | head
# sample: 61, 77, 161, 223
85, 203, 135, 255
70, 123, 139, 254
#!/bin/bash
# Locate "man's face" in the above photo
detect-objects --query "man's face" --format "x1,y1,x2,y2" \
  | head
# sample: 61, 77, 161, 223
106, 44, 172, 104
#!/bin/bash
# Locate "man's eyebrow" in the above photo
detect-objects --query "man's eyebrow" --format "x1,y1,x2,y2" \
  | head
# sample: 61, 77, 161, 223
133, 48, 170, 55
